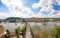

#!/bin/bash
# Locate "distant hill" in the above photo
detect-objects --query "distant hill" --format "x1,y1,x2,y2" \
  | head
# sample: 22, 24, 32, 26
6, 17, 21, 20
0, 17, 60, 22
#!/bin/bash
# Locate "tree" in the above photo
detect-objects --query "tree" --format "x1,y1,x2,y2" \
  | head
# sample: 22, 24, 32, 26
20, 26, 26, 34
15, 26, 20, 38
5, 30, 10, 38
53, 26, 60, 38
15, 26, 26, 38
44, 19, 50, 22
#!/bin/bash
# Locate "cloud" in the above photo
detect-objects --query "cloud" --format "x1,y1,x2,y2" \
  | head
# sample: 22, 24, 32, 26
55, 0, 60, 5
0, 12, 10, 19
1, 0, 44, 18
0, 0, 60, 18
1, 0, 35, 18
32, 0, 54, 8
1, 0, 23, 8
32, 0, 60, 18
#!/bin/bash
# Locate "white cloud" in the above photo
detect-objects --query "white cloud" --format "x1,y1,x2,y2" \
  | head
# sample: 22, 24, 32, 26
1, 0, 23, 8
0, 12, 10, 19
1, 0, 35, 18
55, 0, 60, 5
32, 0, 54, 8
0, 0, 60, 18
32, 0, 60, 18
1, 0, 45, 18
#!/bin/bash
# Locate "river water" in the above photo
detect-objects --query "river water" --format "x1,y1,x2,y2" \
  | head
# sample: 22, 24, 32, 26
0, 22, 60, 32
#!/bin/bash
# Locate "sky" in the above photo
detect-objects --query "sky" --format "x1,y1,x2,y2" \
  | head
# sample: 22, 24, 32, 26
0, 0, 60, 19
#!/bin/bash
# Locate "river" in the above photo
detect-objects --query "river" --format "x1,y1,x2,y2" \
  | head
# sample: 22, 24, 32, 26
0, 22, 60, 32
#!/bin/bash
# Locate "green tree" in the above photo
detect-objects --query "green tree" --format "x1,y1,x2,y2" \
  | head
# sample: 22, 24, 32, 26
5, 30, 10, 38
53, 26, 60, 38
15, 26, 26, 38
44, 19, 50, 22
20, 26, 26, 34
15, 26, 20, 38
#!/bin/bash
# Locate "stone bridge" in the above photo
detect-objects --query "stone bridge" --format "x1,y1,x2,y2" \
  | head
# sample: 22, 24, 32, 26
18, 20, 34, 38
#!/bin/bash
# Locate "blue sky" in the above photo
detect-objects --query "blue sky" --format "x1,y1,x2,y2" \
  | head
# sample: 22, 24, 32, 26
0, 0, 9, 12
53, 4, 60, 11
0, 0, 60, 19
